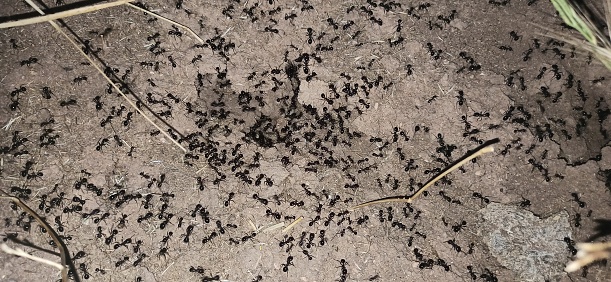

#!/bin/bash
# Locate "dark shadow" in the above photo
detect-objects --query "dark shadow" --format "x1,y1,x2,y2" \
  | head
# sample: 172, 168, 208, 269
3, 232, 62, 257
587, 219, 611, 241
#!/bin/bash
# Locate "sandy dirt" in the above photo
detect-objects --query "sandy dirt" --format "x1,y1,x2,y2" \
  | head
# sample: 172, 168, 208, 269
1, 0, 611, 281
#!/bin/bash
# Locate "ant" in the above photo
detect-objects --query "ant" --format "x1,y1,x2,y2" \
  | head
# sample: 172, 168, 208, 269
472, 192, 490, 204
157, 246, 169, 259
113, 238, 132, 249
570, 192, 586, 208
92, 96, 103, 110
10, 86, 27, 97
522, 48, 533, 61
20, 57, 38, 66
447, 239, 462, 252
133, 253, 147, 266
306, 27, 314, 44
535, 67, 547, 80
96, 138, 109, 151
574, 213, 582, 227
509, 31, 521, 41
564, 237, 577, 255
60, 99, 77, 107
281, 256, 294, 272
592, 77, 606, 84
9, 38, 18, 49
519, 197, 531, 207
473, 111, 490, 119
551, 64, 562, 80
452, 220, 467, 232
168, 55, 177, 68
499, 45, 512, 51
168, 25, 183, 38
455, 90, 466, 106
73, 76, 88, 84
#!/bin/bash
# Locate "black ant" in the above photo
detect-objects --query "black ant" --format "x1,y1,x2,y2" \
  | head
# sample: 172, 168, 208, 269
472, 192, 490, 204
551, 64, 562, 80
9, 38, 18, 49
564, 237, 577, 255
306, 27, 314, 44
281, 255, 294, 272
446, 239, 462, 252
519, 197, 531, 207
10, 86, 27, 97
570, 192, 586, 208
60, 99, 77, 107
592, 77, 606, 84
285, 12, 297, 20
224, 192, 235, 207
113, 238, 132, 249
73, 76, 88, 84
473, 111, 490, 119
455, 90, 466, 106
20, 56, 38, 66
574, 213, 582, 227
168, 55, 177, 68
522, 48, 533, 61
509, 31, 521, 41
133, 253, 147, 266
535, 67, 547, 80
96, 138, 109, 151
168, 25, 183, 38
452, 220, 467, 232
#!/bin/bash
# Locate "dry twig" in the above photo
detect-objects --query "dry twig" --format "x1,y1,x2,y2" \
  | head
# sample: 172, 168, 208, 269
0, 189, 79, 282
349, 138, 499, 210
566, 242, 611, 272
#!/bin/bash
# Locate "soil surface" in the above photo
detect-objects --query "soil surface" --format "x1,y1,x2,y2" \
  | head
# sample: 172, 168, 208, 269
1, 0, 611, 282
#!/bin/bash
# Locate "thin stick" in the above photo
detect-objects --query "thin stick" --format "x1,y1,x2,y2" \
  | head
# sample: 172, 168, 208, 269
261, 222, 285, 233
0, 191, 77, 282
126, 3, 204, 44
349, 139, 499, 211
23, 0, 187, 152
577, 242, 611, 253
0, 243, 65, 271
0, 0, 134, 29
282, 217, 303, 233
565, 251, 610, 272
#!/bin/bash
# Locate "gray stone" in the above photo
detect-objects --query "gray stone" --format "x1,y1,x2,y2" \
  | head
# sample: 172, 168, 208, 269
479, 203, 572, 282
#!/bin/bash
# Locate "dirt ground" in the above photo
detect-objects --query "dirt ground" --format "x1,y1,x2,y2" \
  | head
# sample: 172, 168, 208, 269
1, 0, 611, 281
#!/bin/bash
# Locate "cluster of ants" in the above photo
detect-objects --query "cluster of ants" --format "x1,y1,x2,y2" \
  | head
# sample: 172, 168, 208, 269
2, 0, 606, 281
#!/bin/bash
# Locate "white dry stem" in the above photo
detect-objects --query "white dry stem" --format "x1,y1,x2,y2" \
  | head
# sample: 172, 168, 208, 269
0, 243, 65, 271
126, 3, 203, 44
282, 217, 303, 233
22, 0, 187, 152
565, 242, 611, 272
261, 222, 285, 233
566, 250, 610, 272
576, 241, 611, 252
0, 0, 134, 28
2, 116, 21, 130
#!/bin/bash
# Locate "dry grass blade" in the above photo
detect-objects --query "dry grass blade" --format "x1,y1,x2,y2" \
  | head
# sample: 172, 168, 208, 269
0, 0, 134, 29
126, 3, 204, 44
0, 243, 65, 271
349, 139, 499, 210
546, 0, 611, 70
566, 242, 611, 272
21, 0, 187, 152
0, 189, 79, 282
282, 217, 303, 233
